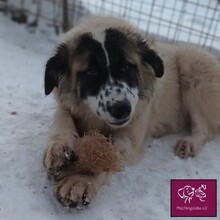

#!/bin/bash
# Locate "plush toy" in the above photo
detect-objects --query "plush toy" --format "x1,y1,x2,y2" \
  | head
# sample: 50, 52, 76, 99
73, 131, 123, 175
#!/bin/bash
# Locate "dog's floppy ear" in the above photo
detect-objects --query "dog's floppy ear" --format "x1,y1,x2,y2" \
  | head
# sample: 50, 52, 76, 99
44, 43, 69, 95
178, 188, 185, 198
138, 41, 164, 78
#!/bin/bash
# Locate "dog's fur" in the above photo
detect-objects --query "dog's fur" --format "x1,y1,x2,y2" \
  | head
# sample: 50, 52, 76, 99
43, 16, 220, 209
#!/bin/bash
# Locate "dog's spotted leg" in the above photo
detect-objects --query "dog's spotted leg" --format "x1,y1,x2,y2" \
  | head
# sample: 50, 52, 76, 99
174, 107, 210, 159
43, 106, 79, 179
54, 173, 109, 209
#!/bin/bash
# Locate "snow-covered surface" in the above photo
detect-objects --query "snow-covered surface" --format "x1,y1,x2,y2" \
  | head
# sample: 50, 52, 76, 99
0, 13, 220, 220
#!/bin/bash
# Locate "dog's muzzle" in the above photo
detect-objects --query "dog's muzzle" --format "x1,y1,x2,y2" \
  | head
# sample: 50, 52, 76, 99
107, 99, 131, 126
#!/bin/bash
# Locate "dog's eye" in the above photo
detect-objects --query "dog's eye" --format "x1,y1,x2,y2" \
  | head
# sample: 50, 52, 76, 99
121, 64, 129, 72
121, 62, 134, 72
86, 68, 97, 76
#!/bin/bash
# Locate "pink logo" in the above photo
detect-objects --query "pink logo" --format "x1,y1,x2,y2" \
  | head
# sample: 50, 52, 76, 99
171, 179, 217, 217
177, 184, 206, 204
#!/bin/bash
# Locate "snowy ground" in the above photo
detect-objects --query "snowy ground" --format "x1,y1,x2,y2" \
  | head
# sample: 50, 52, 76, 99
0, 13, 220, 220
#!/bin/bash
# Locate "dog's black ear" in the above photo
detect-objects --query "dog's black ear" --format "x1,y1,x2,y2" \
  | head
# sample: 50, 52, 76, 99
44, 43, 69, 95
138, 41, 164, 78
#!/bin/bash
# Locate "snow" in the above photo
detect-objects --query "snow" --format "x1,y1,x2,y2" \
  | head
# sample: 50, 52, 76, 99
0, 12, 220, 220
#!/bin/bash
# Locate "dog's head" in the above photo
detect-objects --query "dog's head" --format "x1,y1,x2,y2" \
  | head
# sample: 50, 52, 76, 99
44, 17, 164, 127
178, 186, 195, 199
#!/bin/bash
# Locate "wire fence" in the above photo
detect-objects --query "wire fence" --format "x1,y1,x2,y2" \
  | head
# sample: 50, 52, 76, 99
1, 0, 220, 54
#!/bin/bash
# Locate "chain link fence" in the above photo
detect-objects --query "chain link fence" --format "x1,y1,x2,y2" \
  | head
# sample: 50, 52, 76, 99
1, 0, 220, 56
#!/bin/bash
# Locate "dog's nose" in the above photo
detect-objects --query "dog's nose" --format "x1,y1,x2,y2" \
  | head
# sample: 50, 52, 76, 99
109, 100, 131, 120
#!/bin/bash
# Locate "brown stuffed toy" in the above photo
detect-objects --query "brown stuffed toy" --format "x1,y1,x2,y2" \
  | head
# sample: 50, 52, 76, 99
73, 131, 123, 175
47, 131, 123, 181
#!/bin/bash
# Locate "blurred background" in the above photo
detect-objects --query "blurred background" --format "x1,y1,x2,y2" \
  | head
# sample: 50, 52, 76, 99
0, 0, 220, 57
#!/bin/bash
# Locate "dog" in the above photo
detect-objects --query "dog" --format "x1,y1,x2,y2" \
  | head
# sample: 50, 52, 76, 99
43, 16, 220, 209
178, 186, 195, 204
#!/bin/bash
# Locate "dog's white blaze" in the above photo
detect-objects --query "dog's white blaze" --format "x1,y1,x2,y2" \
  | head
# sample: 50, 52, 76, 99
91, 30, 110, 66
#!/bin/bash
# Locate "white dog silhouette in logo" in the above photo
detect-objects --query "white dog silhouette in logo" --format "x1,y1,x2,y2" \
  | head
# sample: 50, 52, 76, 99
178, 185, 195, 204
178, 184, 206, 204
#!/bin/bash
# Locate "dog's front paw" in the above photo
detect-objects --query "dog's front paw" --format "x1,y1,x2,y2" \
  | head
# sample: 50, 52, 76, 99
174, 137, 200, 159
43, 135, 78, 178
54, 175, 97, 209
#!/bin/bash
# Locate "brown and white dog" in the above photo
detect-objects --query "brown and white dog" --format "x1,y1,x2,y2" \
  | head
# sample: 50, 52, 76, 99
43, 16, 220, 209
